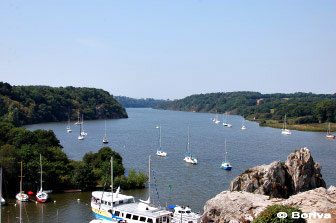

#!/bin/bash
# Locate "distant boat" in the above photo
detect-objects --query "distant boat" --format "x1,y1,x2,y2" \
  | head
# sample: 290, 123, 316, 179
221, 139, 232, 170
241, 119, 246, 130
156, 125, 167, 157
0, 168, 5, 206
78, 122, 84, 140
326, 123, 335, 139
74, 110, 81, 125
215, 113, 220, 124
80, 114, 88, 136
222, 113, 228, 126
36, 154, 48, 203
66, 115, 72, 133
184, 127, 198, 164
281, 114, 291, 135
103, 120, 109, 144
16, 162, 29, 202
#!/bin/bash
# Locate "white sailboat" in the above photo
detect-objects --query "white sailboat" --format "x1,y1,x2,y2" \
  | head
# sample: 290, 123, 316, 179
80, 114, 88, 136
36, 154, 48, 203
16, 162, 29, 202
215, 112, 220, 124
78, 122, 84, 140
74, 110, 81, 125
184, 127, 198, 164
103, 120, 109, 144
221, 140, 232, 170
66, 115, 72, 133
156, 125, 167, 157
281, 114, 291, 135
241, 119, 246, 130
326, 122, 335, 139
222, 113, 228, 126
0, 168, 5, 206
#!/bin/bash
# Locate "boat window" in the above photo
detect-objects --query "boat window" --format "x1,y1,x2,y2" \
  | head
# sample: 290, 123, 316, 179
163, 217, 167, 222
113, 202, 116, 205
140, 217, 146, 222
108, 202, 111, 206
126, 214, 132, 219
119, 200, 123, 204
186, 211, 191, 213
132, 215, 139, 220
115, 211, 120, 216
147, 218, 153, 223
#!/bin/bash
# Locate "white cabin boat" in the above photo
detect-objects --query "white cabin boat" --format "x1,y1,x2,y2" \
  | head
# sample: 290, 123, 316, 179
169, 205, 200, 223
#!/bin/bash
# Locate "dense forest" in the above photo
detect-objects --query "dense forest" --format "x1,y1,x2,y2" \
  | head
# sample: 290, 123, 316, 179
156, 92, 336, 124
115, 96, 166, 108
0, 82, 128, 126
0, 122, 147, 196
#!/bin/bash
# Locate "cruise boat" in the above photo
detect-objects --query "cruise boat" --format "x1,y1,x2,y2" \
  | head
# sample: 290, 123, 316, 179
91, 156, 172, 223
168, 205, 201, 223
156, 125, 167, 157
281, 114, 291, 135
184, 127, 198, 165
16, 162, 29, 202
326, 123, 335, 139
36, 154, 48, 203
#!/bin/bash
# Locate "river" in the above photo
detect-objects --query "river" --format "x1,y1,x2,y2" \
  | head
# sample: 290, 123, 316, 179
2, 108, 335, 222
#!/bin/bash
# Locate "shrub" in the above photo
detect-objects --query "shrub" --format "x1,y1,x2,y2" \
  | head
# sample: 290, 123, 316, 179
253, 205, 305, 223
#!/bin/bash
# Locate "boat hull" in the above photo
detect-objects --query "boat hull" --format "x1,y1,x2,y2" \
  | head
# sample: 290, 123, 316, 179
326, 135, 335, 139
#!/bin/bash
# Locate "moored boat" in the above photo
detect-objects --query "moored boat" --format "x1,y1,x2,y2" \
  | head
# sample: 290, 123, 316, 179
326, 123, 335, 139
168, 205, 201, 223
16, 162, 29, 202
281, 114, 291, 135
156, 125, 167, 157
184, 127, 198, 165
36, 154, 48, 203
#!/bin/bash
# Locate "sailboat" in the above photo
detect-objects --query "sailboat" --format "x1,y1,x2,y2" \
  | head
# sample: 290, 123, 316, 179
66, 115, 72, 133
80, 114, 88, 136
156, 125, 167, 157
103, 120, 109, 144
222, 113, 228, 126
74, 110, 81, 125
221, 140, 232, 170
36, 154, 48, 203
241, 119, 246, 130
16, 162, 29, 202
0, 168, 5, 206
281, 114, 291, 135
326, 123, 335, 139
215, 112, 220, 124
184, 127, 198, 164
78, 122, 84, 140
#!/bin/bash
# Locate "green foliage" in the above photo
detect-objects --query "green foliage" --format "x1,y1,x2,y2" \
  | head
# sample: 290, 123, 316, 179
0, 82, 127, 126
115, 96, 166, 108
253, 205, 305, 223
0, 122, 71, 195
156, 91, 336, 124
114, 169, 148, 190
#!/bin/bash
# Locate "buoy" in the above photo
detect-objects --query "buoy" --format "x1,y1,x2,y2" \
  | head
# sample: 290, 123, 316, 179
54, 200, 56, 203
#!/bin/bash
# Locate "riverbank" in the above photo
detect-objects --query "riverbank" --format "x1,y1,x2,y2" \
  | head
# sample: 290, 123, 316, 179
250, 119, 336, 132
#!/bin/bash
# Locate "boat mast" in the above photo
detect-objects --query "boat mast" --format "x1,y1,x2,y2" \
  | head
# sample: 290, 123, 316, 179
110, 156, 113, 209
40, 154, 43, 191
104, 120, 107, 138
0, 167, 2, 221
187, 127, 191, 156
20, 161, 22, 223
159, 125, 162, 149
224, 139, 227, 163
148, 155, 151, 204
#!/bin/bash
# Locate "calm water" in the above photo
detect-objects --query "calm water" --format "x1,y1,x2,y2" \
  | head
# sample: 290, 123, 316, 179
3, 108, 336, 222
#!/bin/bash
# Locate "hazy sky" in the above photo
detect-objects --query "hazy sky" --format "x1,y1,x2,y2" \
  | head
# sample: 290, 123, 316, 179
0, 0, 335, 99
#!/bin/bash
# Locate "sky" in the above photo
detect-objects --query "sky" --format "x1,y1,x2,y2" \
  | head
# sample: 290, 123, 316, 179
0, 0, 335, 99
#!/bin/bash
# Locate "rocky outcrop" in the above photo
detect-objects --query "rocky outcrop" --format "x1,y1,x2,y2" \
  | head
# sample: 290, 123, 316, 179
202, 186, 336, 223
229, 147, 326, 198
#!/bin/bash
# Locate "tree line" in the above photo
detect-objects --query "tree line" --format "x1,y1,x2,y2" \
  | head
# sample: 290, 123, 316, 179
115, 96, 166, 108
0, 82, 128, 126
156, 91, 336, 124
0, 122, 147, 196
